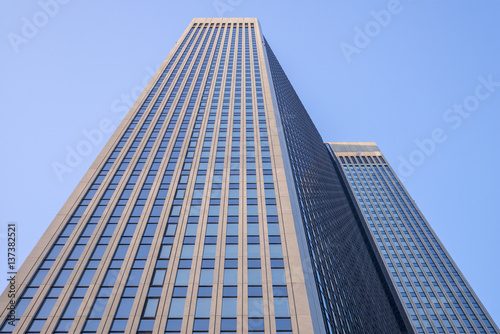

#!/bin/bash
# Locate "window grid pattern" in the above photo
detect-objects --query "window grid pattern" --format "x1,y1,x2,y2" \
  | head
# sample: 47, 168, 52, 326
264, 39, 405, 333
159, 23, 233, 334
337, 153, 498, 334
250, 28, 293, 334
61, 25, 207, 334
0, 24, 199, 334
0, 23, 200, 334
217, 24, 240, 334
2, 18, 329, 334
105, 25, 215, 334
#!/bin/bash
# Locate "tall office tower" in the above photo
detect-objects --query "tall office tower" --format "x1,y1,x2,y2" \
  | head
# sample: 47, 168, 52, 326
327, 142, 499, 334
0, 17, 497, 334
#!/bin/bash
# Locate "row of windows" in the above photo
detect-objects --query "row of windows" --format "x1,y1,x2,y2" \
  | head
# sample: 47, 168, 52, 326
266, 37, 406, 333
2, 24, 297, 334
343, 161, 496, 333
2, 25, 203, 333
134, 27, 218, 333
83, 32, 209, 329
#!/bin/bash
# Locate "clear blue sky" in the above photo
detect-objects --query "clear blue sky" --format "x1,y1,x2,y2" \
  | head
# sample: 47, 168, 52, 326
1, 0, 499, 325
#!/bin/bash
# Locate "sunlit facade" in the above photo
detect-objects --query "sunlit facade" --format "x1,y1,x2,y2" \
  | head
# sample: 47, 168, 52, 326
0, 18, 498, 334
328, 142, 499, 334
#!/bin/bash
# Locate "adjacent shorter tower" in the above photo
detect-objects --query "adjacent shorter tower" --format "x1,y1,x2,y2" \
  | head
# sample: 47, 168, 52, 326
327, 142, 499, 334
0, 18, 498, 334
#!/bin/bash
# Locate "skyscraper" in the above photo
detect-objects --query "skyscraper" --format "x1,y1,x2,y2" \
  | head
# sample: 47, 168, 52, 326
0, 17, 497, 334
327, 143, 499, 334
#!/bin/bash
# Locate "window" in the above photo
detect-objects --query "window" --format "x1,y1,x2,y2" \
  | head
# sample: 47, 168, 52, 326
248, 244, 260, 258
221, 298, 237, 317
115, 298, 134, 318
203, 245, 216, 259
193, 318, 210, 331
165, 318, 183, 332
195, 298, 211, 317
271, 269, 286, 285
168, 298, 186, 318
199, 269, 214, 286
175, 269, 190, 285
160, 245, 172, 259
35, 298, 57, 318
224, 269, 238, 285
62, 298, 83, 318
220, 318, 237, 332
143, 298, 159, 318
248, 297, 263, 317
180, 244, 194, 259
225, 244, 238, 258
269, 244, 283, 258
248, 269, 261, 285
274, 297, 290, 317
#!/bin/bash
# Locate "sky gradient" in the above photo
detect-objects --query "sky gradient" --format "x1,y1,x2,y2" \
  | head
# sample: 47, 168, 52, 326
1, 0, 499, 325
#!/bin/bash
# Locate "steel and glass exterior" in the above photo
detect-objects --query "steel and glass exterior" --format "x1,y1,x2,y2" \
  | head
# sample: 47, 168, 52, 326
328, 142, 499, 334
0, 18, 497, 334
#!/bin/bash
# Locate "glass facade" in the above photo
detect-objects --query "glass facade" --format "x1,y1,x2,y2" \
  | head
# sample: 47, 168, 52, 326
0, 18, 498, 334
0, 18, 308, 334
263, 39, 407, 334
328, 143, 499, 334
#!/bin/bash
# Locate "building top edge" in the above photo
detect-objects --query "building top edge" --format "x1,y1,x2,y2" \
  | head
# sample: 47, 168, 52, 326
191, 17, 259, 23
326, 142, 381, 154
